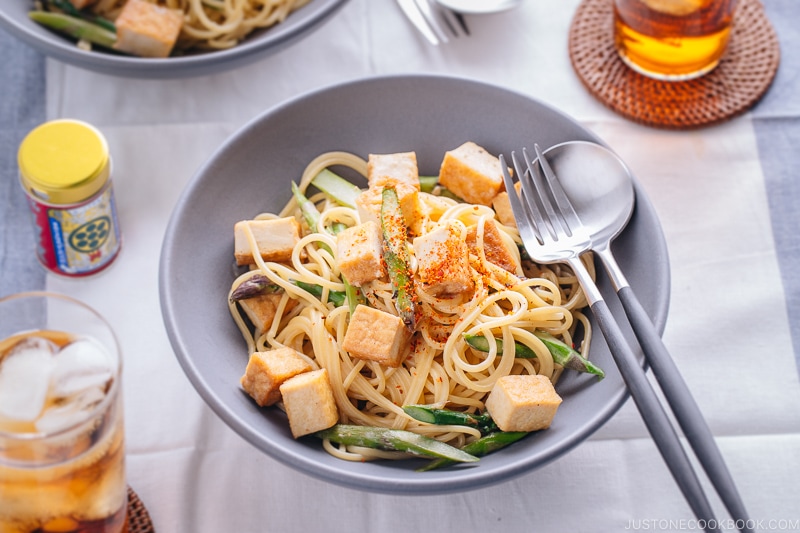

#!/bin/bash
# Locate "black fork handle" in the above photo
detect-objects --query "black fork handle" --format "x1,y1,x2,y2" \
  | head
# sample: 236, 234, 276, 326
595, 244, 752, 532
568, 256, 720, 532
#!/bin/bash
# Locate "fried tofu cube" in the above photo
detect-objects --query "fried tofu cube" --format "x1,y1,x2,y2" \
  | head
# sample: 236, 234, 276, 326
485, 374, 563, 432
240, 348, 313, 407
492, 191, 516, 228
342, 305, 410, 367
412, 220, 473, 297
280, 368, 339, 438
356, 183, 423, 235
113, 0, 183, 59
466, 218, 521, 274
238, 292, 298, 337
336, 221, 385, 286
367, 152, 420, 190
234, 218, 303, 266
439, 142, 505, 206
68, 0, 97, 9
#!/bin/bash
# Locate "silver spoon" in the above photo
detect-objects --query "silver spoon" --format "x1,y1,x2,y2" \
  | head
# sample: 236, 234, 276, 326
542, 140, 753, 532
434, 0, 521, 14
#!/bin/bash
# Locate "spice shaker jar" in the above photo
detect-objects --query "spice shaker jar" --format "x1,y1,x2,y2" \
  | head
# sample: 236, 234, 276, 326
18, 119, 122, 277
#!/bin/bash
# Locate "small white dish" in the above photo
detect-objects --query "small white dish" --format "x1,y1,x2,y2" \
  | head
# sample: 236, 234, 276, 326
435, 0, 521, 14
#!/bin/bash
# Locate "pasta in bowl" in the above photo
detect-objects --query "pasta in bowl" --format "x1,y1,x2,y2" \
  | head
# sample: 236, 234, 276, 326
0, 0, 347, 77
229, 147, 604, 469
159, 75, 670, 493
30, 0, 312, 57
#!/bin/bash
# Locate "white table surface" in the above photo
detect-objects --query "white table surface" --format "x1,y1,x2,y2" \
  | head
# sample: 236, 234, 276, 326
2, 1, 800, 532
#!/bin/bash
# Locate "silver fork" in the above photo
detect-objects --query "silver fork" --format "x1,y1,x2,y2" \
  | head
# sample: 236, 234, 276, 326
527, 144, 753, 532
398, 0, 469, 45
500, 145, 724, 532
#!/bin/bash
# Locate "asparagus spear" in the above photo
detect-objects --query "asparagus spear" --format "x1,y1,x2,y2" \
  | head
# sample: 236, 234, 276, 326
293, 280, 346, 307
534, 331, 604, 379
403, 405, 498, 433
381, 187, 417, 330
48, 0, 82, 17
46, 0, 117, 32
292, 181, 323, 233
417, 431, 529, 472
291, 183, 360, 313
330, 222, 348, 235
229, 273, 348, 307
29, 11, 116, 49
311, 169, 362, 209
230, 275, 282, 301
463, 332, 604, 379
314, 424, 479, 463
418, 175, 438, 193
464, 333, 538, 359
417, 175, 461, 200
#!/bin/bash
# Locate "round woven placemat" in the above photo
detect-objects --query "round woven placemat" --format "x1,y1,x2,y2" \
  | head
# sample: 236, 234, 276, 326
128, 486, 155, 533
568, 0, 780, 129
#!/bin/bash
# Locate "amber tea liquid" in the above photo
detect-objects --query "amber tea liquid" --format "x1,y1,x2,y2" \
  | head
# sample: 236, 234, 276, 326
0, 330, 127, 533
614, 0, 738, 80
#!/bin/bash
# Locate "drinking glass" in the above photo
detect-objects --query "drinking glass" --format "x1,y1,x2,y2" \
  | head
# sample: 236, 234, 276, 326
614, 0, 739, 80
0, 292, 127, 533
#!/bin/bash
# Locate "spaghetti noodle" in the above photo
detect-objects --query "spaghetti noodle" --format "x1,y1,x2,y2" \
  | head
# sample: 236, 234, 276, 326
229, 150, 597, 462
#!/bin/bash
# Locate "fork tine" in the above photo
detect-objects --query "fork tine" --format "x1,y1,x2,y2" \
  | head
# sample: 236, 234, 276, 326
511, 151, 548, 243
413, 0, 468, 42
412, 0, 450, 43
521, 147, 570, 240
533, 143, 582, 235
439, 7, 469, 36
514, 150, 558, 242
499, 154, 541, 246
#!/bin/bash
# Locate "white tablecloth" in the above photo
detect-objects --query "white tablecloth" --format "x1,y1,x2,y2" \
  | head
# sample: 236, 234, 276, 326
3, 1, 800, 531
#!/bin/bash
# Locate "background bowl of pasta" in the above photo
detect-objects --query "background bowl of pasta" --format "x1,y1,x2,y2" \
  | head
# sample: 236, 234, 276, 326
159, 74, 671, 494
0, 0, 347, 78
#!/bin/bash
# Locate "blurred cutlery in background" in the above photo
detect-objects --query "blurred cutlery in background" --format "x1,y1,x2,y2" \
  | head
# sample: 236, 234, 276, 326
397, 0, 469, 45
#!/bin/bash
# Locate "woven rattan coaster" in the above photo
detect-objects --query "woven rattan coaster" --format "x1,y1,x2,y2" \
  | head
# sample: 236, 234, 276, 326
128, 486, 155, 533
568, 0, 780, 129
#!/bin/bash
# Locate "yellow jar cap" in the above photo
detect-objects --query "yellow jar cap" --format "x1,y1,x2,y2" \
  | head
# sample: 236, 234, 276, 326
18, 119, 110, 205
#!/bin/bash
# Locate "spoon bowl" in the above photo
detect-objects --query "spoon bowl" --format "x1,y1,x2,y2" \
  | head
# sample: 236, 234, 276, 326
541, 140, 635, 247
434, 0, 522, 14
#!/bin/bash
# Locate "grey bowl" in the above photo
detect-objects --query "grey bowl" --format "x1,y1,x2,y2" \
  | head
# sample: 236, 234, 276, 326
0, 1, 348, 78
159, 74, 671, 494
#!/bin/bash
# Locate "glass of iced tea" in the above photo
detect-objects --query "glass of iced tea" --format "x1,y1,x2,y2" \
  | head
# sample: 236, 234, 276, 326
614, 0, 739, 80
0, 292, 127, 533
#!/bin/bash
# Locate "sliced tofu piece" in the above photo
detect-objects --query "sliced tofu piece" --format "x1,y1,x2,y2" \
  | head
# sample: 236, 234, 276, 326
367, 152, 420, 190
356, 183, 423, 236
240, 348, 312, 407
279, 368, 339, 438
492, 191, 516, 228
485, 374, 563, 432
412, 220, 473, 298
238, 291, 299, 337
336, 221, 385, 286
342, 305, 410, 367
439, 142, 505, 206
492, 181, 522, 228
68, 0, 97, 9
234, 218, 303, 266
113, 0, 183, 59
466, 218, 521, 274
